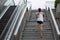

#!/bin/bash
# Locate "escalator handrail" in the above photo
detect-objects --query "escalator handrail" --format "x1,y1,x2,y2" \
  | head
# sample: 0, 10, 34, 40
14, 5, 27, 36
7, 4, 25, 40
4, 4, 26, 40
4, 6, 18, 40
14, 2, 32, 36
48, 7, 60, 35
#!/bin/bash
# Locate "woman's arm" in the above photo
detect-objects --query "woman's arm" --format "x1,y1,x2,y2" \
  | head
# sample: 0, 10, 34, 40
42, 12, 44, 17
35, 12, 39, 18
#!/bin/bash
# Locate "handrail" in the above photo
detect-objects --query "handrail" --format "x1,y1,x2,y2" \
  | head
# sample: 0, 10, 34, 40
48, 7, 60, 35
14, 5, 27, 36
4, 6, 18, 40
4, 4, 26, 40
14, 2, 32, 36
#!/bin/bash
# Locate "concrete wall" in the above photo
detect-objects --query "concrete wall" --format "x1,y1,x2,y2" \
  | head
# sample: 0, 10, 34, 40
56, 4, 60, 18
56, 4, 60, 13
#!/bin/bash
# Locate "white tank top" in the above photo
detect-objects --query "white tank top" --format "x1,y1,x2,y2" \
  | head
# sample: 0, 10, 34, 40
37, 12, 43, 22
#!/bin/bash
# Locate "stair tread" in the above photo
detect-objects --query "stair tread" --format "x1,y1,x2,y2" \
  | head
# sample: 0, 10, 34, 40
22, 38, 54, 40
21, 11, 54, 40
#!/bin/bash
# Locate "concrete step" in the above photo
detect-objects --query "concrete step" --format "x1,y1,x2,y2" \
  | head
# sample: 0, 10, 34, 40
22, 36, 54, 39
22, 38, 54, 40
22, 37, 53, 39
23, 33, 53, 36
23, 33, 52, 36
23, 31, 52, 34
24, 27, 52, 30
26, 22, 50, 27
21, 11, 54, 40
24, 29, 52, 32
25, 25, 51, 29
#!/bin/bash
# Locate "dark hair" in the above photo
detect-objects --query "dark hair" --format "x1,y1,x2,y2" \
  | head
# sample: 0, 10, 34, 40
38, 8, 41, 12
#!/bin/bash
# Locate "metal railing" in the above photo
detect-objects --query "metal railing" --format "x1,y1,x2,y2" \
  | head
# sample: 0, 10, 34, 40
48, 7, 60, 35
14, 6, 27, 36
13, 2, 31, 40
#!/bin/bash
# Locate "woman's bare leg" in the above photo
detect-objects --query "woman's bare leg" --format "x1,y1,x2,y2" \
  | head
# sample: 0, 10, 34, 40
38, 24, 43, 38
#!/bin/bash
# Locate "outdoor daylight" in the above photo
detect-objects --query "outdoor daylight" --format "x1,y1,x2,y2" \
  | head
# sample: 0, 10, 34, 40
0, 0, 60, 40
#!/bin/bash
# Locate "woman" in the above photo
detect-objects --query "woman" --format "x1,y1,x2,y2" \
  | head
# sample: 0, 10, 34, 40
35, 8, 44, 38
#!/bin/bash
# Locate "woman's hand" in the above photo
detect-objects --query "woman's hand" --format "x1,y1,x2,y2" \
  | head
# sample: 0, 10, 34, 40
35, 12, 39, 18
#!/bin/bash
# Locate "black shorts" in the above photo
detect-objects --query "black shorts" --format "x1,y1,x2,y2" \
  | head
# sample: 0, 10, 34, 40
37, 21, 43, 24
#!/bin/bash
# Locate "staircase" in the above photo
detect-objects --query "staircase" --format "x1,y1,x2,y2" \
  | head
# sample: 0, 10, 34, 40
21, 10, 55, 40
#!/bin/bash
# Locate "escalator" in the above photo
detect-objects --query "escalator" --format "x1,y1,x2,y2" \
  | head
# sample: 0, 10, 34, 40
0, 0, 30, 40
20, 10, 55, 40
0, 6, 16, 39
